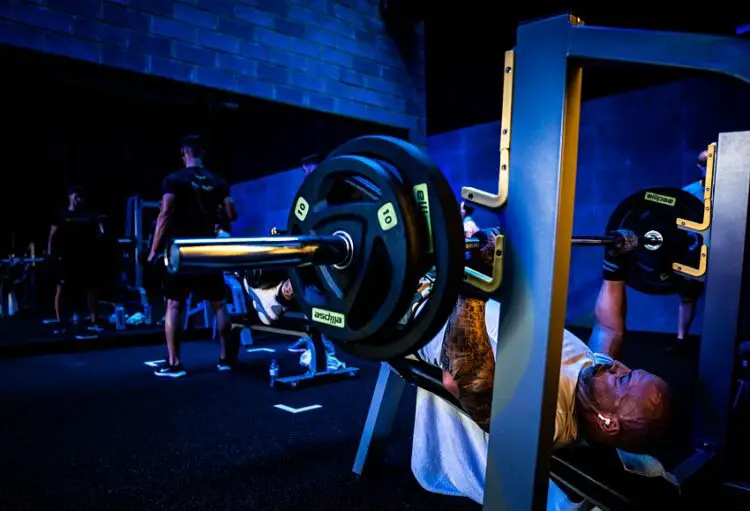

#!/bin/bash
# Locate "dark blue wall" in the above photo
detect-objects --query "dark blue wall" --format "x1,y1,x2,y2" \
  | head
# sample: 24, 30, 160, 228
235, 76, 750, 334
232, 166, 304, 236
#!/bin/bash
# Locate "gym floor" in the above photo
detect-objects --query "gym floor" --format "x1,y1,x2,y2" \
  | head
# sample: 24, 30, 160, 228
0, 336, 478, 511
0, 329, 746, 510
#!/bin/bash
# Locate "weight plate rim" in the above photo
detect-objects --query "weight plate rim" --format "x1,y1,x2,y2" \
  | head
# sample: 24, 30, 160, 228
606, 187, 704, 296
326, 135, 465, 360
286, 152, 422, 344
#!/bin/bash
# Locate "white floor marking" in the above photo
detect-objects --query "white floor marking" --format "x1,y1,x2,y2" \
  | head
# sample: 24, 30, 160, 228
245, 348, 275, 353
144, 360, 166, 367
274, 404, 322, 414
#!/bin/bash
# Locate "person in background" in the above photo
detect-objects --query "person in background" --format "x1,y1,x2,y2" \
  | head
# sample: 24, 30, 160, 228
671, 149, 709, 351
461, 201, 479, 238
591, 148, 710, 358
48, 186, 104, 335
148, 135, 239, 378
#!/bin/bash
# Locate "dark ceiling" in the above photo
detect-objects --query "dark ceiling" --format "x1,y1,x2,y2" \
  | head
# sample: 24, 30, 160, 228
424, 2, 750, 134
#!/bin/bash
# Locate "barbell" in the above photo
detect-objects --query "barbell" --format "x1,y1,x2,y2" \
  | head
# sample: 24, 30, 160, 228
164, 136, 707, 360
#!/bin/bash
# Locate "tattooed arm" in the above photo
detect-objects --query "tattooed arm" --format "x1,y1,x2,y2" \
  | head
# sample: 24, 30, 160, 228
440, 296, 495, 432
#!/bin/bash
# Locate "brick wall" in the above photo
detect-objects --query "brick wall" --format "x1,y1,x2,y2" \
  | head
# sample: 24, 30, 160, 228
428, 77, 750, 334
0, 0, 425, 140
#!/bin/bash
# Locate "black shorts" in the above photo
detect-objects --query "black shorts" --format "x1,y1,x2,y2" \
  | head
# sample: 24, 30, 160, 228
676, 278, 704, 300
163, 272, 227, 303
57, 257, 96, 288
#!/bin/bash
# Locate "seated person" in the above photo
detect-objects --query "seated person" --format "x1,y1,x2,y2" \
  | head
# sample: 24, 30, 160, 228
410, 228, 673, 507
245, 278, 336, 356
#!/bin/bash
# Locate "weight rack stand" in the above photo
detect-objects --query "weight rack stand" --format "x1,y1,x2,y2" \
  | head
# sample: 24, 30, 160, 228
272, 323, 360, 389
473, 14, 750, 511
229, 304, 360, 390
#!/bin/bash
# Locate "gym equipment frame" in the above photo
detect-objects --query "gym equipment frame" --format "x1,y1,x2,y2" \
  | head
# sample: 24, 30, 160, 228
481, 14, 750, 510
353, 13, 750, 511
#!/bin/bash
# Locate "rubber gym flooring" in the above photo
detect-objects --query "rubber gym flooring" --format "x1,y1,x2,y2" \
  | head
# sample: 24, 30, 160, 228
0, 329, 745, 510
0, 336, 480, 511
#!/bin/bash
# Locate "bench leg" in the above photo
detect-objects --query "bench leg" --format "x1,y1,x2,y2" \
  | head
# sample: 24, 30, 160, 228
353, 363, 406, 477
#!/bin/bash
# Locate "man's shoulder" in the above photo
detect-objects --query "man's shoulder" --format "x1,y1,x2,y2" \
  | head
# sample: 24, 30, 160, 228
682, 180, 704, 201
682, 180, 702, 191
164, 168, 189, 182
182, 167, 225, 184
202, 169, 226, 186
161, 169, 192, 192
54, 208, 70, 221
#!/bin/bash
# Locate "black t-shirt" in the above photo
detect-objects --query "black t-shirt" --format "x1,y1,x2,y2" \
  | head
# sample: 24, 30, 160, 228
52, 209, 100, 256
161, 166, 229, 239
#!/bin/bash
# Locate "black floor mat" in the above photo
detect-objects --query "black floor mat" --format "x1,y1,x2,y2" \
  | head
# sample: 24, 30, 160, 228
0, 329, 746, 510
0, 339, 479, 511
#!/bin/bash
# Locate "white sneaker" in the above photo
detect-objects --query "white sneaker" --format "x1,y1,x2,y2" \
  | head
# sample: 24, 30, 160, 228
288, 338, 310, 353
245, 283, 286, 325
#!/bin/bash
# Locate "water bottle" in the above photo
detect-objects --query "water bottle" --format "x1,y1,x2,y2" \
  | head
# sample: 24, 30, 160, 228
143, 303, 152, 325
269, 359, 279, 388
115, 305, 126, 331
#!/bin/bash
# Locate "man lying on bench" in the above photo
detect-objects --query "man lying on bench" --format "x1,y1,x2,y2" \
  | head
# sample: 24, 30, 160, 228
245, 227, 673, 506
409, 227, 673, 507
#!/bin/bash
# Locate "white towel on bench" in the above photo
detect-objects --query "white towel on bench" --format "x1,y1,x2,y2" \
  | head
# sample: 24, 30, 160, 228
411, 299, 675, 508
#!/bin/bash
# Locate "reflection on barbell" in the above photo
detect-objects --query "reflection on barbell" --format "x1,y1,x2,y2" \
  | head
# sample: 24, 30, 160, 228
0, 257, 46, 265
169, 229, 646, 276
166, 235, 352, 274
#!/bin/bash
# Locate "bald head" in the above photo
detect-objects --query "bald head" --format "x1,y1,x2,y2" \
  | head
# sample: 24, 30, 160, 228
697, 149, 709, 166
697, 149, 709, 178
576, 360, 672, 453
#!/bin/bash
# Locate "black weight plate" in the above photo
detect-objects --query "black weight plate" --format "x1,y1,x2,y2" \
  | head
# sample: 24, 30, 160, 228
326, 136, 465, 360
287, 154, 421, 343
606, 187, 704, 295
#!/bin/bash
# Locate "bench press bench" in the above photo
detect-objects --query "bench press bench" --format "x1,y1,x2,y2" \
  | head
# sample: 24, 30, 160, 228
354, 357, 682, 510
223, 272, 360, 389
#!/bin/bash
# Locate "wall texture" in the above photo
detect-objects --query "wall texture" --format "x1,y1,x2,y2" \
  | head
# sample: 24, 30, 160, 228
232, 166, 303, 236
423, 77, 750, 334
0, 0, 425, 139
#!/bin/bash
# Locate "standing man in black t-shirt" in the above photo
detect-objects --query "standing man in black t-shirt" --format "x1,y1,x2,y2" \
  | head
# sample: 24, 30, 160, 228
148, 135, 239, 378
48, 186, 104, 334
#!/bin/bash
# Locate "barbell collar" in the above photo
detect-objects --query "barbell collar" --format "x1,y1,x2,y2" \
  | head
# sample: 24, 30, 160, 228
165, 234, 352, 274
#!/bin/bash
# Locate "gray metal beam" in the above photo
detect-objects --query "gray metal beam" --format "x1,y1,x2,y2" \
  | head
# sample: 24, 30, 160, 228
485, 13, 750, 510
569, 23, 750, 84
483, 14, 582, 511
690, 132, 750, 462
352, 363, 406, 476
